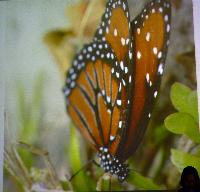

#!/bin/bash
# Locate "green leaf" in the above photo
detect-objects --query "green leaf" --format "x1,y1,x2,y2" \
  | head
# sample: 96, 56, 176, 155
164, 113, 200, 143
171, 149, 200, 174
171, 83, 190, 113
68, 125, 91, 191
170, 83, 199, 122
188, 91, 199, 122
127, 171, 161, 190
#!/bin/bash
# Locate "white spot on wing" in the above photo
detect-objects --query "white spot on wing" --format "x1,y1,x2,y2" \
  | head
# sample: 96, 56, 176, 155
164, 15, 169, 22
146, 32, 151, 42
120, 61, 124, 70
107, 109, 111, 114
119, 83, 122, 92
122, 79, 126, 86
153, 47, 158, 55
154, 91, 158, 98
117, 100, 122, 106
158, 51, 162, 59
146, 73, 150, 82
125, 67, 128, 74
119, 121, 122, 128
137, 51, 142, 59
116, 72, 120, 78
114, 28, 118, 36
158, 64, 164, 75
167, 24, 170, 32
107, 96, 111, 103
121, 38, 126, 46
126, 38, 129, 45
129, 51, 132, 59
129, 75, 132, 83
110, 135, 115, 141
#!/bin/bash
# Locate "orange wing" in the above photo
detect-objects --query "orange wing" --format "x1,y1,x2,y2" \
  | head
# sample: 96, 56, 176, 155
117, 0, 171, 161
95, 0, 133, 64
64, 42, 128, 155
64, 0, 133, 156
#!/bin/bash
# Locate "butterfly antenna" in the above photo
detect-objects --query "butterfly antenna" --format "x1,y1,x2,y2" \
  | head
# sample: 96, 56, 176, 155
67, 159, 99, 182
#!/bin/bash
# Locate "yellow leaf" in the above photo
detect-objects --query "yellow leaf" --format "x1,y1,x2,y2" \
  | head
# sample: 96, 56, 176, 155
44, 29, 75, 79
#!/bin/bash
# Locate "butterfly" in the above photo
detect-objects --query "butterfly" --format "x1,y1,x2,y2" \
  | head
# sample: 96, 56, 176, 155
63, 0, 171, 182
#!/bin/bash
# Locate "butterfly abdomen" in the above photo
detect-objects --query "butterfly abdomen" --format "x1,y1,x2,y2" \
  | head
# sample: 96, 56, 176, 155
98, 147, 129, 182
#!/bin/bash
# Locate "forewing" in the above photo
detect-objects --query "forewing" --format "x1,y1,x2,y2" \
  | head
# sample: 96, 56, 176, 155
95, 0, 133, 63
64, 41, 129, 155
117, 0, 171, 161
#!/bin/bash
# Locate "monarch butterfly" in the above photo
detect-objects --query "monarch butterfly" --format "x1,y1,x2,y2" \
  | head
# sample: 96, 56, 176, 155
63, 0, 171, 182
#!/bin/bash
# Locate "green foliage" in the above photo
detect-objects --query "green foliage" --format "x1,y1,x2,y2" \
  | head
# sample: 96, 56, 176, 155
170, 82, 198, 122
17, 71, 44, 143
165, 113, 200, 143
17, 71, 44, 168
171, 149, 200, 173
165, 82, 200, 174
68, 125, 95, 191
127, 171, 161, 190
165, 82, 199, 142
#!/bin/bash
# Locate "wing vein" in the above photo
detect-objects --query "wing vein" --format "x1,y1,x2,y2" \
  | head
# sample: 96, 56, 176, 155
70, 103, 99, 147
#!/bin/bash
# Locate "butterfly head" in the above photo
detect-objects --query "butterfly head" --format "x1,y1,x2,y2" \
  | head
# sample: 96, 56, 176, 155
98, 147, 129, 182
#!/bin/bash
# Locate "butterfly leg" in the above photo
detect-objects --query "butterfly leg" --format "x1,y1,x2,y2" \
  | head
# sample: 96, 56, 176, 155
92, 159, 100, 167
67, 159, 96, 181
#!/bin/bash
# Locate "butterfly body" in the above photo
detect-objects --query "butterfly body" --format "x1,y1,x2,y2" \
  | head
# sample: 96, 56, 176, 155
98, 147, 129, 181
64, 0, 171, 181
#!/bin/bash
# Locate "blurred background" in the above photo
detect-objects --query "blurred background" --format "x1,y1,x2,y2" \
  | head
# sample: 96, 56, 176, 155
4, 0, 71, 167
2, 0, 198, 191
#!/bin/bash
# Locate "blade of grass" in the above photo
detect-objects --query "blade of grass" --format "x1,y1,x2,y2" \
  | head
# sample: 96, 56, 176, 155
68, 124, 90, 191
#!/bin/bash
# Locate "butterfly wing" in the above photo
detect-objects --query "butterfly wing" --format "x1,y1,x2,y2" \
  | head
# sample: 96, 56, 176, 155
94, 0, 133, 62
64, 41, 128, 154
93, 0, 136, 154
64, 0, 136, 156
116, 0, 171, 161
64, 0, 171, 164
